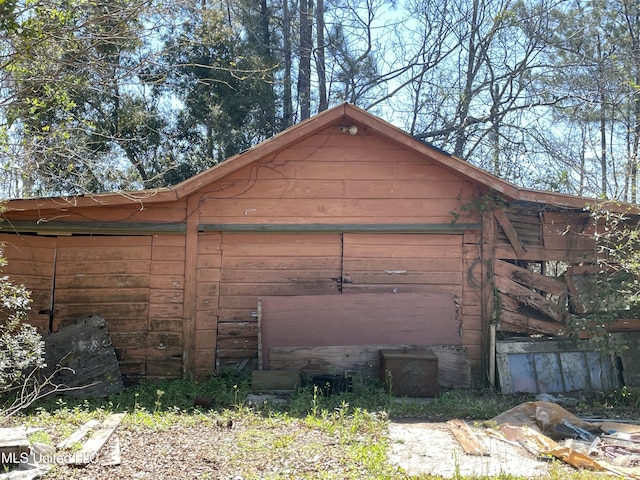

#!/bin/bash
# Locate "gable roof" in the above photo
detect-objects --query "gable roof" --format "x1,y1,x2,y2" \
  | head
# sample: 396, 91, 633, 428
3, 103, 635, 214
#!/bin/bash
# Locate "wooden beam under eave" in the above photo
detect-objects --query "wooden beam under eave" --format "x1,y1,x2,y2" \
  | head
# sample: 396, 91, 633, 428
494, 209, 526, 257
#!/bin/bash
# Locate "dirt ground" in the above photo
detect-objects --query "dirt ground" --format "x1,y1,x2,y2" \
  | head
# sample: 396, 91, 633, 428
386, 419, 573, 478
28, 417, 575, 479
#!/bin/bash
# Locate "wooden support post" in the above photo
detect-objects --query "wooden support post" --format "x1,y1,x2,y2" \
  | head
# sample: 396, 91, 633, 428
257, 298, 263, 370
482, 208, 497, 389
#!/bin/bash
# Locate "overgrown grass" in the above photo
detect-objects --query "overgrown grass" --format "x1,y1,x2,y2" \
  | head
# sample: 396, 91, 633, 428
5, 373, 640, 479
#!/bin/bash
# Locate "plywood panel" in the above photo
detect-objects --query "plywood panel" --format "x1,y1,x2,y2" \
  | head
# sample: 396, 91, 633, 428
260, 292, 460, 369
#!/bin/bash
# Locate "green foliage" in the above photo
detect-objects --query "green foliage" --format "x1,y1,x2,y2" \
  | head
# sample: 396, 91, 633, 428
0, 256, 44, 393
567, 205, 640, 352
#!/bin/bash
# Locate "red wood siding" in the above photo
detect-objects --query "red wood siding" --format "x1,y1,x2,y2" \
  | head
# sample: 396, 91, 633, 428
463, 230, 484, 385
342, 233, 463, 295
194, 232, 222, 377
197, 127, 481, 226
216, 233, 342, 368
5, 200, 187, 224
54, 236, 152, 383
147, 235, 185, 380
0, 234, 55, 332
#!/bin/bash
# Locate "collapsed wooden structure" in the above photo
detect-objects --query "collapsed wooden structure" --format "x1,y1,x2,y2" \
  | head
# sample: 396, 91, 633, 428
0, 103, 637, 390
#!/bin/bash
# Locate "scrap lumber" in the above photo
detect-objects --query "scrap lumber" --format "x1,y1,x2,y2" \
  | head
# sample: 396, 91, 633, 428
495, 275, 566, 322
447, 419, 489, 456
66, 413, 125, 466
98, 437, 121, 467
56, 420, 100, 450
0, 428, 30, 464
494, 260, 568, 297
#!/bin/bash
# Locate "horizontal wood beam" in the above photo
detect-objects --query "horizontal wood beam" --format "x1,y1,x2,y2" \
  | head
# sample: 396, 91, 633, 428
495, 275, 566, 322
498, 310, 566, 336
198, 223, 481, 233
495, 245, 594, 262
0, 221, 186, 235
494, 260, 568, 297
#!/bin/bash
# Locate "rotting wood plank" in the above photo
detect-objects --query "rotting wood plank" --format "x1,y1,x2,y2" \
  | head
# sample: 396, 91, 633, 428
57, 420, 100, 450
494, 260, 568, 297
0, 427, 30, 462
446, 419, 489, 456
564, 271, 586, 314
66, 413, 125, 466
98, 437, 121, 467
494, 245, 593, 262
494, 209, 526, 257
495, 275, 566, 322
44, 315, 124, 398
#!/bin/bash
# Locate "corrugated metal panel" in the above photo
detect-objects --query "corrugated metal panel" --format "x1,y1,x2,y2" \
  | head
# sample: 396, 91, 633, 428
496, 339, 619, 394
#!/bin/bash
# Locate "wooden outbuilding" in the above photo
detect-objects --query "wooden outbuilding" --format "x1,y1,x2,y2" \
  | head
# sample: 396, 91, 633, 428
1, 103, 637, 389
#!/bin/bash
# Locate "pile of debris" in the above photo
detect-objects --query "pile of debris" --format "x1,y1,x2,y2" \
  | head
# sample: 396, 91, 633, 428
453, 400, 640, 478
0, 413, 125, 479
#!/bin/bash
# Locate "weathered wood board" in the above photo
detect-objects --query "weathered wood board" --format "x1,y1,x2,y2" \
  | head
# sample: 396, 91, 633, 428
44, 315, 124, 398
447, 419, 489, 456
0, 427, 29, 465
66, 413, 125, 466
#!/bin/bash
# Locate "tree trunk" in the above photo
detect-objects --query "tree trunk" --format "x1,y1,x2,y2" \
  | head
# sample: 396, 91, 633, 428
298, 0, 312, 120
316, 0, 327, 112
282, 0, 293, 127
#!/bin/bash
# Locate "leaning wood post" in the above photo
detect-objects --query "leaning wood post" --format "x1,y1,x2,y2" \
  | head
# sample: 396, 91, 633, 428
182, 194, 199, 377
481, 205, 497, 389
